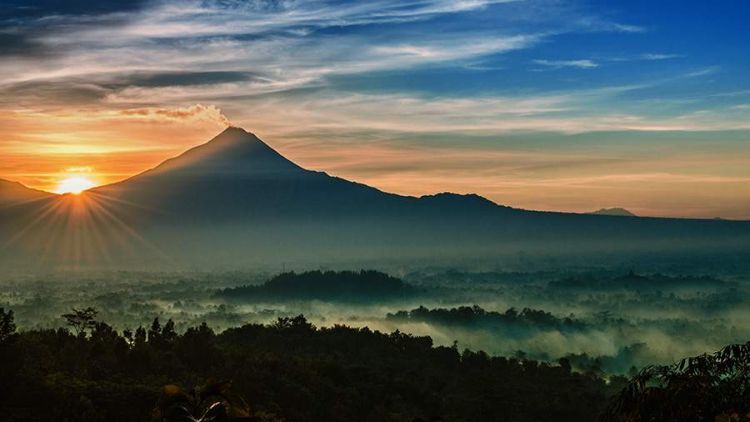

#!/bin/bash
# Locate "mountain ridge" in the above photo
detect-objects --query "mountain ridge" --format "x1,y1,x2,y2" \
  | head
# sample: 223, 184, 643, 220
0, 129, 743, 221
1, 127, 749, 269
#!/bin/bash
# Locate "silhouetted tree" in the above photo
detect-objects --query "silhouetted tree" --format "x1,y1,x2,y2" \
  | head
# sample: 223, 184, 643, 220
123, 328, 134, 346
149, 317, 162, 344
162, 319, 177, 344
0, 308, 16, 343
602, 341, 750, 421
273, 314, 314, 331
135, 325, 147, 348
61, 307, 98, 336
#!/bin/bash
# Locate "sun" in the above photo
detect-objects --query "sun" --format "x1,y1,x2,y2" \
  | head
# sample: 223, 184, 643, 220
55, 177, 96, 195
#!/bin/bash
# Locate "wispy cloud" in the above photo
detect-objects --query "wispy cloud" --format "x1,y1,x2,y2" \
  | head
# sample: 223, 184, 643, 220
683, 67, 720, 78
0, 0, 645, 94
214, 87, 750, 141
533, 59, 599, 69
640, 53, 684, 60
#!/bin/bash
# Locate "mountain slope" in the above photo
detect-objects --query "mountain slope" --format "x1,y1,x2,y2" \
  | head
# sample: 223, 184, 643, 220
91, 127, 507, 222
0, 178, 54, 205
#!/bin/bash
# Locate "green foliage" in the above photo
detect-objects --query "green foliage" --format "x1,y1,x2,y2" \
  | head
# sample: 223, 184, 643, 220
0, 310, 623, 421
602, 341, 750, 421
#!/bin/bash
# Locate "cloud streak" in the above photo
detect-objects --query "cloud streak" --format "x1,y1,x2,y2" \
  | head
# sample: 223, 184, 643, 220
533, 59, 599, 69
118, 104, 232, 126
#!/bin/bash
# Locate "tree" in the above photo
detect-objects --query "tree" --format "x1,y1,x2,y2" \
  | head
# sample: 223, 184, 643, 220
61, 307, 98, 336
273, 314, 314, 331
134, 326, 147, 348
148, 317, 162, 345
0, 308, 16, 343
602, 340, 750, 421
123, 328, 134, 346
558, 357, 572, 375
162, 319, 177, 344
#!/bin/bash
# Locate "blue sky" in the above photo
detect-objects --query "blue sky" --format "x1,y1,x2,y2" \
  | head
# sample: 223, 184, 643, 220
1, 0, 749, 217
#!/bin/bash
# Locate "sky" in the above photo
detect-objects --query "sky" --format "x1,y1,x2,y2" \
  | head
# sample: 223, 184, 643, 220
1, 0, 749, 218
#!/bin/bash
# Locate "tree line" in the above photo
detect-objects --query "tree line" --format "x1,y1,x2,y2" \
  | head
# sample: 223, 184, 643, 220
0, 307, 621, 421
8, 304, 745, 421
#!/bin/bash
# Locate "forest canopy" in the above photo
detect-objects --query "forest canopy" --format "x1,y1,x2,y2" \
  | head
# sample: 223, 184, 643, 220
0, 307, 625, 421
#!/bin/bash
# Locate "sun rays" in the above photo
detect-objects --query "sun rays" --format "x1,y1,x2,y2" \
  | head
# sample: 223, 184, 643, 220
0, 190, 172, 270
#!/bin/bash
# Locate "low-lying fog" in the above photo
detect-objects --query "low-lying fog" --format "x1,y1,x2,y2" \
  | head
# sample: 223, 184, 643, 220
3, 266, 750, 375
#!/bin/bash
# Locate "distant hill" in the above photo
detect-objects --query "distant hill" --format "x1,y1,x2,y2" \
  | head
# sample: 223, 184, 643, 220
1, 126, 749, 269
387, 305, 586, 331
217, 270, 416, 302
0, 178, 53, 205
589, 208, 637, 217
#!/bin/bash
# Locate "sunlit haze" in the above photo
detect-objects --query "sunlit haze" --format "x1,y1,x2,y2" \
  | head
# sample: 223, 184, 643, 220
54, 177, 96, 195
1, 1, 748, 218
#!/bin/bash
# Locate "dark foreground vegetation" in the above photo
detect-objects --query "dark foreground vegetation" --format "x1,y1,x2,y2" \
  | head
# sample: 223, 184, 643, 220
0, 307, 623, 421
3, 303, 750, 421
603, 340, 750, 422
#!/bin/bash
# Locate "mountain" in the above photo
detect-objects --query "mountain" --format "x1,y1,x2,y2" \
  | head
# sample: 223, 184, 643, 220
91, 127, 504, 222
91, 127, 401, 221
590, 208, 637, 217
1, 127, 749, 269
0, 178, 54, 205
